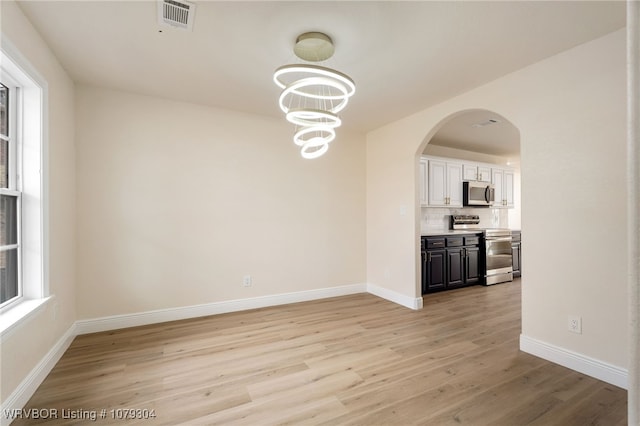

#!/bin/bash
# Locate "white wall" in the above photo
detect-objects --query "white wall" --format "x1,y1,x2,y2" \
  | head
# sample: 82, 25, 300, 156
0, 0, 76, 403
75, 85, 366, 319
367, 28, 627, 370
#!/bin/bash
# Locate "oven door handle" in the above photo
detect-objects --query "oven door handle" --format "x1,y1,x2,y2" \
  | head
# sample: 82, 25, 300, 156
486, 237, 513, 243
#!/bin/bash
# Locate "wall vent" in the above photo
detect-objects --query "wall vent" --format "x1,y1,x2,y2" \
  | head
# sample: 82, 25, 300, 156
158, 0, 196, 31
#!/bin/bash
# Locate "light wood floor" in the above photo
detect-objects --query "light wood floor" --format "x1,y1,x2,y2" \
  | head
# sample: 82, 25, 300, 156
16, 279, 627, 425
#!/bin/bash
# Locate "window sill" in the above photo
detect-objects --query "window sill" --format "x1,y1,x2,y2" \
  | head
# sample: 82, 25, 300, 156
0, 296, 52, 340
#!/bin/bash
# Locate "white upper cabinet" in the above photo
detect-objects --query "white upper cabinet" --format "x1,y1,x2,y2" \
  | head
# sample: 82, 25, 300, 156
492, 168, 503, 207
463, 164, 491, 182
463, 164, 476, 181
491, 168, 515, 208
504, 170, 515, 207
428, 160, 462, 207
448, 163, 463, 206
419, 158, 428, 206
478, 166, 492, 183
421, 155, 515, 209
428, 160, 447, 206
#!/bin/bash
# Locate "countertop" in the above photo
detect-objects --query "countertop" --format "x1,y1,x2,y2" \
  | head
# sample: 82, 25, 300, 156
421, 230, 483, 236
422, 229, 521, 236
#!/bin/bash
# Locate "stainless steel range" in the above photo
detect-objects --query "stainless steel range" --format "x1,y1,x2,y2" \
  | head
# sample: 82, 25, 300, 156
450, 214, 481, 230
483, 228, 513, 285
450, 215, 513, 285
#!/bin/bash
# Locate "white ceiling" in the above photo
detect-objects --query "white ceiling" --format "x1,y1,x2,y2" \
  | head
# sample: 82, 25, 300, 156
429, 110, 522, 157
16, 1, 625, 156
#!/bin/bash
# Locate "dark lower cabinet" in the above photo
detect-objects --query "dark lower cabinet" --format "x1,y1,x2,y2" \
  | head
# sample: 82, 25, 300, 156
464, 246, 481, 284
423, 249, 446, 293
512, 231, 521, 278
422, 234, 482, 294
446, 248, 464, 288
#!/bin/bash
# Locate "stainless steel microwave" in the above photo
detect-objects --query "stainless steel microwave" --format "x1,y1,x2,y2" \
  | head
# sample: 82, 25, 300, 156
463, 181, 495, 206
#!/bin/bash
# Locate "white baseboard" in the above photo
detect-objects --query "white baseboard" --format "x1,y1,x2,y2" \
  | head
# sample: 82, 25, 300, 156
1, 323, 76, 426
367, 283, 423, 310
75, 283, 424, 335
519, 334, 628, 389
76, 283, 368, 335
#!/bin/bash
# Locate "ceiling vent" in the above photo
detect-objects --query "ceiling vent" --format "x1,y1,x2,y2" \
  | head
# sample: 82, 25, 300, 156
471, 118, 501, 128
158, 0, 196, 31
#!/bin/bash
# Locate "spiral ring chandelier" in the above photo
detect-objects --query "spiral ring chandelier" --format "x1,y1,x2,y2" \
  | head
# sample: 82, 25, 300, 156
273, 32, 355, 159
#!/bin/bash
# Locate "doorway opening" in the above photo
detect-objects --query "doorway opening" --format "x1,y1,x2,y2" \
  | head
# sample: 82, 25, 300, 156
416, 109, 521, 296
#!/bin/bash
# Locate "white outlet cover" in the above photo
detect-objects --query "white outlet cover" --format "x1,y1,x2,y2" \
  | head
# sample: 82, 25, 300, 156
568, 315, 582, 334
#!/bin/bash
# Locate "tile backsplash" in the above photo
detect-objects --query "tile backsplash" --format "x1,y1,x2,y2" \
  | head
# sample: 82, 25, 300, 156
421, 207, 509, 233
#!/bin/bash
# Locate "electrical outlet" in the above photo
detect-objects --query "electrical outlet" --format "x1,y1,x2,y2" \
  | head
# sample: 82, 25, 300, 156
568, 315, 582, 334
243, 275, 252, 287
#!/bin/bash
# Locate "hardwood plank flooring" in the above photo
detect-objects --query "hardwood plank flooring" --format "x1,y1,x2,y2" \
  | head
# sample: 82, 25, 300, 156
12, 279, 627, 425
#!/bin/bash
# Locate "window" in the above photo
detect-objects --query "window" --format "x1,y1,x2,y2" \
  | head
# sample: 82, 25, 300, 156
0, 43, 46, 323
0, 79, 21, 307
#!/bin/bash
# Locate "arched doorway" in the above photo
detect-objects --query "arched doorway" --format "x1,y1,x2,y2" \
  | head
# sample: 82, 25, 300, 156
415, 108, 521, 295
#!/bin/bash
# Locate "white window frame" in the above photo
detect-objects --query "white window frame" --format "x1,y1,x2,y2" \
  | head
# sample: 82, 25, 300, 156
0, 74, 23, 309
0, 38, 48, 328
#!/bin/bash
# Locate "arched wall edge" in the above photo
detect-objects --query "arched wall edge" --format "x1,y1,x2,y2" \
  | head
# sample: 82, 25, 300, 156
413, 108, 521, 299
365, 100, 525, 311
